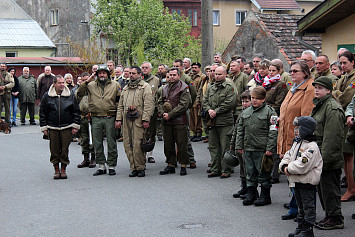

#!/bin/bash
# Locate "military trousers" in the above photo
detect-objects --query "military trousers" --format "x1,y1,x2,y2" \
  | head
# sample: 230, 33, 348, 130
122, 118, 146, 171
236, 152, 246, 179
147, 108, 158, 142
162, 124, 189, 165
190, 106, 202, 136
208, 125, 233, 175
20, 102, 35, 124
80, 117, 94, 154
0, 93, 11, 123
91, 116, 117, 167
294, 186, 317, 225
317, 168, 344, 221
49, 128, 72, 165
244, 151, 272, 188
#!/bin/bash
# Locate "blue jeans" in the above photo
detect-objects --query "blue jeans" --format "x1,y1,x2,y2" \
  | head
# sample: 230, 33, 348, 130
10, 95, 18, 123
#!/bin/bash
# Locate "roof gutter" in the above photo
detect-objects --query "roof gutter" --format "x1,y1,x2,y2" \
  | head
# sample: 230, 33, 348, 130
294, 31, 319, 55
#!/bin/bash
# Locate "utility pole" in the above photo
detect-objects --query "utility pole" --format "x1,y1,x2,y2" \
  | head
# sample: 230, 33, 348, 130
201, 0, 213, 69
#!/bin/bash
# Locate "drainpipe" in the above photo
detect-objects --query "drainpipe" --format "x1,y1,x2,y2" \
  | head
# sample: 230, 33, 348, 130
50, 48, 56, 57
294, 31, 319, 55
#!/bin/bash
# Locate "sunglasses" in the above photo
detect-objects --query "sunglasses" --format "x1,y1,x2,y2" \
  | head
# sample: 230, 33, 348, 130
290, 69, 302, 74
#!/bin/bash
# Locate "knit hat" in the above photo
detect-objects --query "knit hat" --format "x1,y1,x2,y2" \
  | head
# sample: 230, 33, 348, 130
293, 116, 317, 139
312, 76, 333, 91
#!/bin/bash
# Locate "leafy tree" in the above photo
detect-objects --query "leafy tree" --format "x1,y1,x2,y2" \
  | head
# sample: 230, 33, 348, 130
91, 0, 201, 67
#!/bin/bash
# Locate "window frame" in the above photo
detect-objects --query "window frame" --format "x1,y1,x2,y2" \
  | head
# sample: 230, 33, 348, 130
5, 51, 18, 57
213, 9, 220, 26
50, 9, 59, 26
235, 10, 247, 25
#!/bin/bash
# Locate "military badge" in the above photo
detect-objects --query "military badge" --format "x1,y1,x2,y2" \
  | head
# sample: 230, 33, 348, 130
302, 157, 308, 163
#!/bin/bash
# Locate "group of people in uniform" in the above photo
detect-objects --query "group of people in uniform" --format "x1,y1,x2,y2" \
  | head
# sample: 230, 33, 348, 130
4, 47, 353, 237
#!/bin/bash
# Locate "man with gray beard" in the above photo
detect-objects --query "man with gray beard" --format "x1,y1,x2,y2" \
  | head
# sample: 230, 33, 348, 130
77, 65, 121, 176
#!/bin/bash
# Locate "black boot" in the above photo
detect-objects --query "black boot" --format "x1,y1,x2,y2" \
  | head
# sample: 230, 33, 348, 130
243, 187, 259, 206
254, 186, 271, 206
288, 218, 304, 237
89, 153, 96, 168
295, 221, 314, 237
77, 153, 90, 168
233, 178, 247, 198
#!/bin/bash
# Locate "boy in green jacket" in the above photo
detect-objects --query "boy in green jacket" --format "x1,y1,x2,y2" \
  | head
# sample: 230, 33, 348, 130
236, 86, 278, 206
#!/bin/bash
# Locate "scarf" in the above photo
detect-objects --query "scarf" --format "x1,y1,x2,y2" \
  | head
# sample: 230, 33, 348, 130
290, 79, 307, 94
128, 78, 141, 88
253, 72, 264, 85
262, 74, 281, 88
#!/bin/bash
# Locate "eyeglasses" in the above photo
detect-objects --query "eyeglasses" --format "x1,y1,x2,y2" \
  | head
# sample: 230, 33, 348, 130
141, 67, 149, 69
290, 69, 302, 74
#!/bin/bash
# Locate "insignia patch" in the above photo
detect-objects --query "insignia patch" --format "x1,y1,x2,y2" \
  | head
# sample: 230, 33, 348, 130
308, 150, 314, 154
302, 157, 308, 163
350, 83, 355, 88
190, 82, 194, 86
287, 82, 292, 86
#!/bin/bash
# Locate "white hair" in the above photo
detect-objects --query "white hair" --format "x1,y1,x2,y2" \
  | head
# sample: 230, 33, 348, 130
64, 73, 73, 79
141, 61, 152, 69
302, 50, 316, 61
183, 58, 191, 64
23, 67, 29, 71
115, 67, 123, 72
45, 65, 51, 71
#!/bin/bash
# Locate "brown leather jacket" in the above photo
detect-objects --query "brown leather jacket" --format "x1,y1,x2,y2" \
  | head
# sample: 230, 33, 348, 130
160, 80, 191, 125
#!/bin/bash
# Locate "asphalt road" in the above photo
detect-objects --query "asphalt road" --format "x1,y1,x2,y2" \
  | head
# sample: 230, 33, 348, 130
0, 123, 354, 237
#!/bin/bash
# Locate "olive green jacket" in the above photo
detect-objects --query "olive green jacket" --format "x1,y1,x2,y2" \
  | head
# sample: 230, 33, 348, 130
333, 68, 355, 110
311, 94, 344, 170
76, 78, 120, 117
236, 102, 278, 152
18, 75, 37, 103
314, 69, 338, 85
0, 71, 14, 95
143, 74, 160, 96
281, 71, 292, 90
228, 71, 249, 110
202, 80, 236, 126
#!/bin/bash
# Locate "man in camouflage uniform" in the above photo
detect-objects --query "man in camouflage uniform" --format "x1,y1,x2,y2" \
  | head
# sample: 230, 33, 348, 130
0, 63, 14, 123
203, 66, 236, 178
116, 66, 154, 177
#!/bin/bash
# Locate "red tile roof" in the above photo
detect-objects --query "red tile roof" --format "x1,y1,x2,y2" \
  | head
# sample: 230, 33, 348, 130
253, 0, 301, 10
255, 12, 321, 62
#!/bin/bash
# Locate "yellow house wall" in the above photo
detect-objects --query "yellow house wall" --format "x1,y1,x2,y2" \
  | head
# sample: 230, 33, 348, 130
289, 1, 322, 15
0, 48, 54, 57
322, 14, 355, 62
213, 0, 251, 44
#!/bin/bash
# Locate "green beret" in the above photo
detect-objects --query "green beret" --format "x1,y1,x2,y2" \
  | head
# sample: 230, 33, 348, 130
312, 76, 333, 91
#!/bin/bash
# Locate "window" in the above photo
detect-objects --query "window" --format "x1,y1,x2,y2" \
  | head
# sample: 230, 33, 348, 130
235, 11, 247, 25
171, 9, 182, 20
50, 9, 59, 26
6, 51, 17, 57
188, 9, 192, 25
188, 9, 198, 26
213, 10, 220, 25
193, 10, 197, 26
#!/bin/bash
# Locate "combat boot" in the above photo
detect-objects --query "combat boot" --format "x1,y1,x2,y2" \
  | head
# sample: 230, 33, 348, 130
53, 164, 60, 179
288, 218, 304, 237
77, 153, 90, 168
295, 221, 314, 237
242, 187, 259, 206
233, 178, 247, 198
89, 153, 96, 168
254, 186, 271, 206
61, 164, 67, 179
